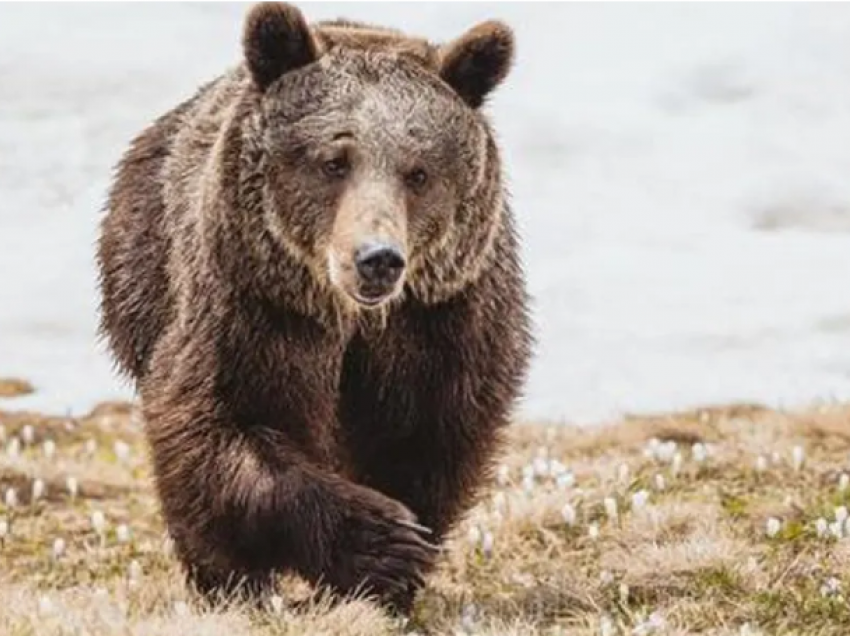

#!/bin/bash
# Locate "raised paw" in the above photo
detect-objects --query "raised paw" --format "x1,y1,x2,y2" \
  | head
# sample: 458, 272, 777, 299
329, 489, 440, 612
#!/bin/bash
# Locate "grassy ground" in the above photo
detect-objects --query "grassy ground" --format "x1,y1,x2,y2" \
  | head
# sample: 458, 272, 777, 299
2, 380, 850, 635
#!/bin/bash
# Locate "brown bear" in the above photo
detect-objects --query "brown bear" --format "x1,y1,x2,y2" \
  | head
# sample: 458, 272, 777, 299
96, 1, 532, 614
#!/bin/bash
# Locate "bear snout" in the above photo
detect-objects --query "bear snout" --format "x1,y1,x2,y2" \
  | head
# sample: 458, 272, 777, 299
327, 240, 407, 308
355, 242, 405, 286
353, 241, 406, 304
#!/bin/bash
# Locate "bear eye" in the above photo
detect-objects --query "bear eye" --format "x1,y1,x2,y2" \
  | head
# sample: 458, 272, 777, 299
404, 168, 429, 190
322, 156, 350, 180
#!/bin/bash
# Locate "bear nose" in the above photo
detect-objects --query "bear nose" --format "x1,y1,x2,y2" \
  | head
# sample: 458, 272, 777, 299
354, 242, 406, 288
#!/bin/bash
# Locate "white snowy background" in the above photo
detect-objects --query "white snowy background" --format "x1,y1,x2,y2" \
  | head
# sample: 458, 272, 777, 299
2, 2, 850, 425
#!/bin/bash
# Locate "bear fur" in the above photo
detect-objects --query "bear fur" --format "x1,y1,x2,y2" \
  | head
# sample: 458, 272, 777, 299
96, 2, 532, 613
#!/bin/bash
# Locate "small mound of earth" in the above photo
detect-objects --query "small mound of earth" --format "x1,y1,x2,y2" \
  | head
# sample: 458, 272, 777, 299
0, 377, 34, 398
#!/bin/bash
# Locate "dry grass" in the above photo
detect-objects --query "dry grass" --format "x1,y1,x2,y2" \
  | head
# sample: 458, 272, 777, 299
0, 378, 34, 398
2, 397, 850, 635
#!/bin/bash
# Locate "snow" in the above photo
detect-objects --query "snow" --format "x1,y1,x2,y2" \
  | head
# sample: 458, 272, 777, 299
2, 3, 850, 424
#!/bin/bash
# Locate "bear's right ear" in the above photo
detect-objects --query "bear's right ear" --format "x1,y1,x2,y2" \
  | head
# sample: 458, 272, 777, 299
243, 2, 319, 92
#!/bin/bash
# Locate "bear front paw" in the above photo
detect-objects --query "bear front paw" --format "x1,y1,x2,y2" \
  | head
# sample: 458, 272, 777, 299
329, 488, 440, 613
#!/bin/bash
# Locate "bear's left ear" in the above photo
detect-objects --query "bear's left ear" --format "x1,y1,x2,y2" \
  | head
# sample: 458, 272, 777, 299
243, 2, 320, 92
438, 20, 515, 109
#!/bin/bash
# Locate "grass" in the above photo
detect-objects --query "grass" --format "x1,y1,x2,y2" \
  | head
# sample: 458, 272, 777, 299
0, 378, 34, 398
2, 396, 850, 635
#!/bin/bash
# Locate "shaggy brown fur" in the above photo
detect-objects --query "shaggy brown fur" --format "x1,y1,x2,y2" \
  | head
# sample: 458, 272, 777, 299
96, 1, 532, 615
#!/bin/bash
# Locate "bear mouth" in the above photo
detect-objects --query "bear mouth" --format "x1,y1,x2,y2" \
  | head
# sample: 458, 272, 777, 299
351, 291, 393, 308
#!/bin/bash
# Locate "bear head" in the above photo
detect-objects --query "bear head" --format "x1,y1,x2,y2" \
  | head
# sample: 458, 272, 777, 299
239, 2, 515, 310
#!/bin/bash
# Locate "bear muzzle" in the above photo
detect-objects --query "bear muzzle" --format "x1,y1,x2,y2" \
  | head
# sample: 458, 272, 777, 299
328, 241, 407, 308
352, 241, 406, 306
